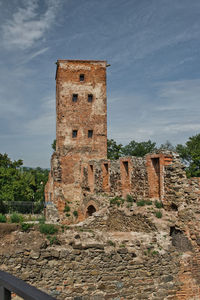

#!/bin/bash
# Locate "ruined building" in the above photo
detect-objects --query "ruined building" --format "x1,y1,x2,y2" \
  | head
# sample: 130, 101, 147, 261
45, 60, 200, 223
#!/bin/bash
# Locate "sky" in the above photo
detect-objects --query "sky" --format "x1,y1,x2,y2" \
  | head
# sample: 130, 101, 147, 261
0, 0, 200, 168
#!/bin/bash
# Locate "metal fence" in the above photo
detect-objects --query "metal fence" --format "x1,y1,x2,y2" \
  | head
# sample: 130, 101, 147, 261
2, 201, 44, 214
0, 270, 56, 300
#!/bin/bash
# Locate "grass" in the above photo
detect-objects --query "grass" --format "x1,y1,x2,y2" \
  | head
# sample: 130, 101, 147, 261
155, 211, 162, 218
110, 196, 124, 207
155, 200, 163, 209
0, 214, 7, 223
39, 223, 58, 235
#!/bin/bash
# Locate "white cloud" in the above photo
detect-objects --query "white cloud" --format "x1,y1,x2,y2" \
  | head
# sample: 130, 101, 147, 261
108, 79, 200, 145
2, 0, 60, 49
26, 96, 55, 136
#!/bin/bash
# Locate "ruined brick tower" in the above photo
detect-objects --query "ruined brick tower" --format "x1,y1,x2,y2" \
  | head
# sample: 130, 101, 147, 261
45, 60, 107, 222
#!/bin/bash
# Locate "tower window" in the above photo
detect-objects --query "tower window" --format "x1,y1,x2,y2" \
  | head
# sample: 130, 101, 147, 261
72, 94, 78, 102
88, 94, 93, 102
88, 130, 93, 138
72, 130, 78, 138
80, 74, 85, 81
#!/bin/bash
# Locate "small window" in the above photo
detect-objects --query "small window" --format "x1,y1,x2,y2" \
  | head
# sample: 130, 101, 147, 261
80, 74, 84, 81
88, 94, 93, 102
88, 130, 93, 138
72, 94, 78, 102
72, 130, 78, 138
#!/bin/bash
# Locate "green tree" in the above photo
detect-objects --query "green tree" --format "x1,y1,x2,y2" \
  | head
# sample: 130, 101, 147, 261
122, 140, 156, 157
107, 139, 123, 160
0, 153, 49, 213
176, 134, 200, 177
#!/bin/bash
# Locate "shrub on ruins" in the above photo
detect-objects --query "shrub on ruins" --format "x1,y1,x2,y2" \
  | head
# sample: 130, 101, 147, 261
126, 194, 135, 203
110, 196, 124, 207
0, 213, 7, 223
10, 213, 24, 223
155, 211, 162, 218
176, 133, 200, 177
21, 222, 33, 232
64, 205, 70, 212
39, 223, 58, 235
73, 210, 78, 217
155, 200, 163, 209
136, 200, 145, 206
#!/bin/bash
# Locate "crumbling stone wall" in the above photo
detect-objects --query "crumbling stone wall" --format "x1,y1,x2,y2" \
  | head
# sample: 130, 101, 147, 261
45, 59, 200, 224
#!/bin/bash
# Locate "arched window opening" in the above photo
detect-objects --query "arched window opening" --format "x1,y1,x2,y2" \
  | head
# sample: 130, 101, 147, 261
86, 205, 96, 217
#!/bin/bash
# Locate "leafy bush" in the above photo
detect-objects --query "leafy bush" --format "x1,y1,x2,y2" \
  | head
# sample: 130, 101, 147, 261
126, 194, 135, 203
64, 205, 70, 212
0, 214, 7, 223
39, 223, 58, 235
155, 211, 162, 218
66, 213, 70, 217
21, 223, 33, 232
155, 201, 163, 209
73, 210, 78, 217
136, 200, 145, 206
10, 213, 24, 223
110, 196, 124, 207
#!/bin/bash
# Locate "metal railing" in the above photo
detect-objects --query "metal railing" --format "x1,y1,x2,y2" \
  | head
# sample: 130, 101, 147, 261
0, 271, 56, 300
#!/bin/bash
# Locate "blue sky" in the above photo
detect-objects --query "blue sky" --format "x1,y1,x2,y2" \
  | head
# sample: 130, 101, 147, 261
0, 0, 200, 168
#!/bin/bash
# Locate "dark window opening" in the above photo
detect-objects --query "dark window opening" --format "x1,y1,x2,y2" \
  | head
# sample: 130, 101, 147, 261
123, 161, 129, 176
104, 163, 109, 174
152, 158, 160, 174
80, 74, 84, 81
88, 130, 93, 138
87, 205, 96, 217
72, 130, 78, 138
88, 94, 93, 102
72, 94, 78, 102
171, 203, 178, 211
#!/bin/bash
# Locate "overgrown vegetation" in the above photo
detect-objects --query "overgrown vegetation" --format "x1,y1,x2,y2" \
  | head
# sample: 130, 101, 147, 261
10, 213, 24, 223
0, 213, 6, 223
64, 205, 70, 212
73, 210, 78, 217
21, 223, 33, 232
110, 196, 125, 207
39, 223, 58, 235
155, 200, 163, 209
126, 194, 135, 203
155, 211, 162, 218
